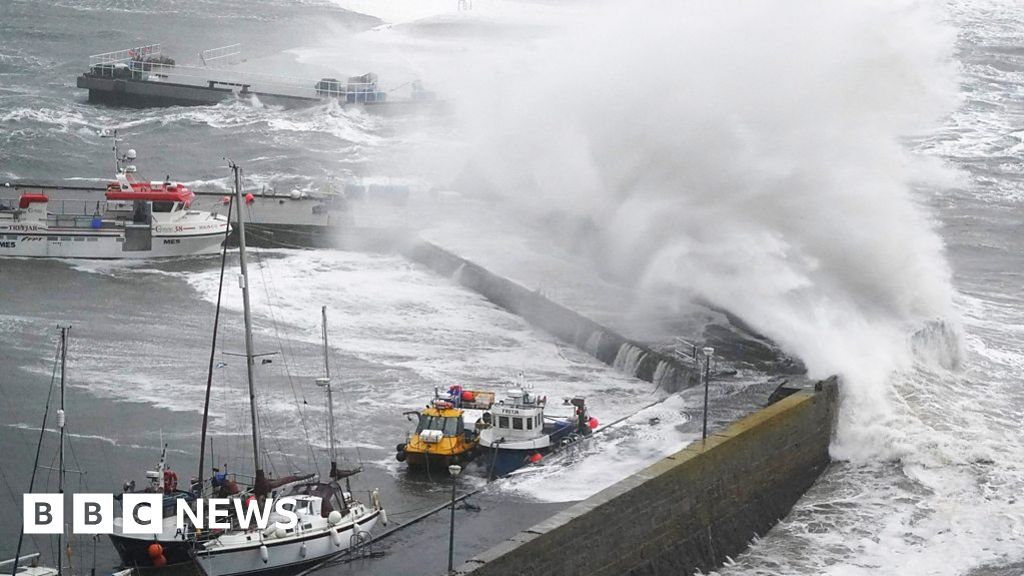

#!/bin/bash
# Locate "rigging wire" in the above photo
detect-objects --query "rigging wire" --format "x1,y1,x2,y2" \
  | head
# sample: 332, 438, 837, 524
10, 334, 62, 571
198, 194, 235, 489
243, 198, 321, 474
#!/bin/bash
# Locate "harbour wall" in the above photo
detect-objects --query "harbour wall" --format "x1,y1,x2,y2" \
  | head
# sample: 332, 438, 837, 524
454, 377, 839, 576
401, 240, 697, 392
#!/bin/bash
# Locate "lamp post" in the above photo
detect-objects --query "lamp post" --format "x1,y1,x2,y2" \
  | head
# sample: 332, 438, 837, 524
447, 464, 462, 574
701, 346, 714, 441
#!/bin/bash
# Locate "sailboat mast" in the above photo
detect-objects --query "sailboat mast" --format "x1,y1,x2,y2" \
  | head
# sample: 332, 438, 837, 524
56, 326, 68, 576
231, 162, 266, 497
321, 306, 337, 477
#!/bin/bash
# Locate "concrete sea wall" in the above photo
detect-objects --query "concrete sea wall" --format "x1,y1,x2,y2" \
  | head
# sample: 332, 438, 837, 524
401, 240, 697, 392
454, 377, 839, 576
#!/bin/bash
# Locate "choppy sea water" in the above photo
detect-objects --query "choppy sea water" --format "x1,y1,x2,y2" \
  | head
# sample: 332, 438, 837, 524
0, 0, 1022, 575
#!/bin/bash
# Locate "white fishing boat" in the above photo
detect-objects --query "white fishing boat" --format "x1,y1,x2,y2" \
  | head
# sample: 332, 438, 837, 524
0, 144, 228, 259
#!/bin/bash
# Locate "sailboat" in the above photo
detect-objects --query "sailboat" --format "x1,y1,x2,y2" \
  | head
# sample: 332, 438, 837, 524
190, 163, 385, 576
109, 161, 385, 573
3, 327, 73, 576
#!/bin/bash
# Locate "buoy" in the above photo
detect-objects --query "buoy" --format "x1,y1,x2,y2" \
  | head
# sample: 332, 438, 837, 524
380, 508, 388, 526
330, 528, 342, 548
529, 452, 543, 464
328, 510, 342, 526
259, 544, 269, 564
245, 192, 255, 204
461, 390, 475, 402
221, 195, 231, 205
147, 543, 163, 559
289, 189, 301, 199
299, 542, 307, 558
588, 417, 599, 430
152, 555, 167, 568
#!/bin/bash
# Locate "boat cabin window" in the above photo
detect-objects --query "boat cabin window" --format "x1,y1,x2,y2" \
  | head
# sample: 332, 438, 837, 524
152, 201, 175, 213
498, 416, 509, 429
417, 414, 462, 435
513, 417, 523, 430
526, 417, 533, 430
294, 499, 315, 515
536, 415, 541, 428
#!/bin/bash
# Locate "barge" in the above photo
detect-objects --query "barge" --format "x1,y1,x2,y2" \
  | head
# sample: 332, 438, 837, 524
76, 44, 444, 113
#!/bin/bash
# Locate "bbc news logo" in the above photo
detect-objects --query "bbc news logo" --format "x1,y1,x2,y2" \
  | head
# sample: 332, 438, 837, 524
23, 494, 300, 534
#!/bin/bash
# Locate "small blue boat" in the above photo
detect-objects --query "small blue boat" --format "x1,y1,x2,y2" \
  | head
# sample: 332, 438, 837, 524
476, 389, 595, 478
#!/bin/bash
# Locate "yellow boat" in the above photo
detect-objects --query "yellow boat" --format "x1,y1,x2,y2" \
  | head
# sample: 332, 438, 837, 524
396, 387, 495, 470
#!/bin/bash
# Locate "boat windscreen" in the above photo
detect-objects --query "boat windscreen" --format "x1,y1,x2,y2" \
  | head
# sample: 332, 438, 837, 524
417, 415, 462, 435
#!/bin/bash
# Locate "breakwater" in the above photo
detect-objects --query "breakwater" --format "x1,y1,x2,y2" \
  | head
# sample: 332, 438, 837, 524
401, 240, 696, 392
454, 377, 839, 575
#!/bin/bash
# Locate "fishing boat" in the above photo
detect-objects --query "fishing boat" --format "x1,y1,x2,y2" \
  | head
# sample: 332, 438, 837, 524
107, 446, 199, 568
476, 390, 597, 478
396, 386, 495, 470
0, 142, 228, 258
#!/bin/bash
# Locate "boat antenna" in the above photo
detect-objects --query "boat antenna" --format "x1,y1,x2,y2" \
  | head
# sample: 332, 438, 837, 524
197, 194, 235, 493
10, 330, 63, 576
229, 160, 268, 499
319, 306, 338, 478
56, 325, 69, 576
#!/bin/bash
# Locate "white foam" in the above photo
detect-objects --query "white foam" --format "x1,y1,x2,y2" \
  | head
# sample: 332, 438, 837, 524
500, 393, 695, 502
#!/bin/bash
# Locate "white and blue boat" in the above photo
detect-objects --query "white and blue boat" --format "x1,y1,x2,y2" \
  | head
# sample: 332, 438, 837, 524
476, 389, 596, 478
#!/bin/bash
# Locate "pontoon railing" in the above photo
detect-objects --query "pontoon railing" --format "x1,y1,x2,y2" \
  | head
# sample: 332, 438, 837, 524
89, 44, 162, 67
199, 44, 242, 67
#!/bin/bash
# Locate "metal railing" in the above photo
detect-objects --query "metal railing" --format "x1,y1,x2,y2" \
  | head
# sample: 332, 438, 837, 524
200, 44, 242, 67
89, 44, 162, 66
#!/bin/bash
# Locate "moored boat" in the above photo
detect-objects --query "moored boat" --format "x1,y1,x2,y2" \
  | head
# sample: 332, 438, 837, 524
477, 390, 597, 478
0, 144, 228, 258
396, 386, 496, 471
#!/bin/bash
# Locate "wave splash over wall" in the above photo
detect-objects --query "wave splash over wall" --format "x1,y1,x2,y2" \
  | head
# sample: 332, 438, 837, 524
453, 0, 963, 460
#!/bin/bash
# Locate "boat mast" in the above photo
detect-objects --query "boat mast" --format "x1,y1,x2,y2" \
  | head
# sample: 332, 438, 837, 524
321, 306, 338, 478
230, 162, 267, 498
56, 326, 68, 576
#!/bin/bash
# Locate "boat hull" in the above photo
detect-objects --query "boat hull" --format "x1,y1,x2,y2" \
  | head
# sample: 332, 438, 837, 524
195, 511, 381, 576
0, 229, 225, 259
108, 514, 195, 567
108, 533, 196, 567
478, 423, 580, 478
401, 448, 476, 471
